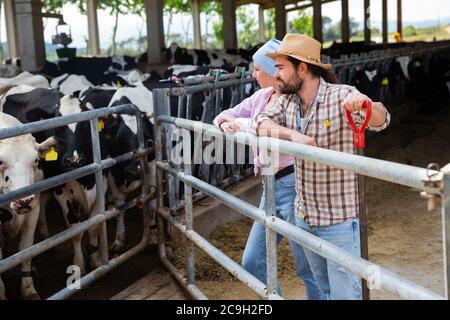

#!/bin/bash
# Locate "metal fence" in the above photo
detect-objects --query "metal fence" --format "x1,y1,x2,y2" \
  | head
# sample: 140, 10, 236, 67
160, 70, 258, 213
154, 86, 449, 300
0, 104, 154, 300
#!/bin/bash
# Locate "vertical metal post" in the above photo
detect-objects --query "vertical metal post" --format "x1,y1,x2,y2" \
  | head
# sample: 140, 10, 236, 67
364, 0, 371, 43
184, 133, 195, 286
264, 174, 278, 297
89, 118, 109, 265
442, 164, 450, 299
154, 90, 166, 245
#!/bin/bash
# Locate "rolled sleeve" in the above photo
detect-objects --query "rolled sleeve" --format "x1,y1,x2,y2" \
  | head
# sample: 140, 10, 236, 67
250, 97, 287, 135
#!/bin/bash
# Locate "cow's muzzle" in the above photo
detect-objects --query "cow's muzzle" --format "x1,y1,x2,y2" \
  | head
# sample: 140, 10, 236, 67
10, 195, 37, 215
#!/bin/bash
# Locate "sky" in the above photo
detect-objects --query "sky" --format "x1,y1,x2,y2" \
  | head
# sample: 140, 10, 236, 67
0, 0, 449, 50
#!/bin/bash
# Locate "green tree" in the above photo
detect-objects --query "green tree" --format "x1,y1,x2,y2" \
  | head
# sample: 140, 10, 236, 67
236, 5, 258, 48
163, 0, 192, 46
404, 25, 418, 37
200, 1, 222, 48
289, 11, 313, 36
264, 8, 276, 40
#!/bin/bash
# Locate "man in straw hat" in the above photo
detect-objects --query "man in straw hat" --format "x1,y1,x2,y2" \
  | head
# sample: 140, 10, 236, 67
251, 34, 390, 300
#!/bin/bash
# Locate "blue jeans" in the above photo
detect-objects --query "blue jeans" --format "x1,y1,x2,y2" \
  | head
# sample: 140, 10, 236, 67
241, 172, 323, 300
295, 215, 363, 300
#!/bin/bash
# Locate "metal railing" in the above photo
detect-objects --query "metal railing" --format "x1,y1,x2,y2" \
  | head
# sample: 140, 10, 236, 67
154, 87, 449, 300
0, 104, 154, 300
160, 70, 257, 214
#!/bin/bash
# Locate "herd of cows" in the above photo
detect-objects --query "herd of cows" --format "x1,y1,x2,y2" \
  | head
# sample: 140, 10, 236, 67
0, 40, 449, 300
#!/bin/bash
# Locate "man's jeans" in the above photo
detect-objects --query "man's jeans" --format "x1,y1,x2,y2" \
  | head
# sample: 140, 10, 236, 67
295, 215, 363, 300
241, 172, 323, 300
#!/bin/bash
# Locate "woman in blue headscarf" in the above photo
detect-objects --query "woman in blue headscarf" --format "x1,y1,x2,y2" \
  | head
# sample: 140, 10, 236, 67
213, 39, 323, 299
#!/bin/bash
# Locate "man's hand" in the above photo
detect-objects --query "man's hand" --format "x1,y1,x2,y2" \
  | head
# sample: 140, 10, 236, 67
342, 92, 372, 113
290, 130, 317, 147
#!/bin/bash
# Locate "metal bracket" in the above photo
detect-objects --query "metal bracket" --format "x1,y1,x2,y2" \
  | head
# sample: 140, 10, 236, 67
421, 163, 442, 211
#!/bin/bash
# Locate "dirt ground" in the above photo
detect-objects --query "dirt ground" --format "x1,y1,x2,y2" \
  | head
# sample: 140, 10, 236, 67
1, 100, 449, 300
169, 101, 450, 300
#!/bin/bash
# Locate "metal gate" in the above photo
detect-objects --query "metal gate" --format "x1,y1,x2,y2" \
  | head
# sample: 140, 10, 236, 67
0, 104, 154, 300
153, 84, 449, 300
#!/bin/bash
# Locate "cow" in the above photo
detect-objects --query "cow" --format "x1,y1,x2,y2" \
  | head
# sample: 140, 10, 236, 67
0, 112, 57, 300
0, 86, 108, 274
0, 71, 49, 89
165, 43, 250, 69
50, 73, 94, 96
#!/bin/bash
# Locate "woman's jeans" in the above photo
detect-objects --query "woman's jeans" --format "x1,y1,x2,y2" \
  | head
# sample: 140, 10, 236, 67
241, 172, 323, 300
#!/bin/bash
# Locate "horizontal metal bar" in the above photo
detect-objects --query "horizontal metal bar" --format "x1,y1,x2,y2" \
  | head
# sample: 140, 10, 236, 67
0, 151, 136, 206
179, 71, 253, 86
47, 230, 146, 300
167, 78, 255, 96
0, 104, 138, 140
0, 199, 137, 274
156, 115, 442, 192
158, 162, 444, 300
158, 208, 282, 300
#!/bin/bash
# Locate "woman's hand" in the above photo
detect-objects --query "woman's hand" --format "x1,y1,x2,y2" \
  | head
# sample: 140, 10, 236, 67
221, 121, 241, 133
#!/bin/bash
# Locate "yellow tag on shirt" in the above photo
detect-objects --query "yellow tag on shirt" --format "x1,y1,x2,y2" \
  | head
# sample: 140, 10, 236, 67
98, 119, 104, 132
300, 213, 306, 219
382, 77, 389, 85
116, 81, 123, 88
324, 119, 330, 127
414, 61, 421, 68
45, 147, 58, 161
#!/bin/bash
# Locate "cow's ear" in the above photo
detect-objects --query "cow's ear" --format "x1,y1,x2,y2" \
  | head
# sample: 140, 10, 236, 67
36, 137, 59, 159
25, 108, 53, 122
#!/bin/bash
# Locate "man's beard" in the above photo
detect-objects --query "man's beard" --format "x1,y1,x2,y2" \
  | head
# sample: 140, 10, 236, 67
277, 73, 304, 94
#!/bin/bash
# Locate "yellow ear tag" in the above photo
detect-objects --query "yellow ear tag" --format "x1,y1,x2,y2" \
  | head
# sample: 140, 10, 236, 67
324, 119, 330, 128
116, 81, 123, 88
98, 119, 104, 132
45, 147, 58, 161
382, 77, 389, 85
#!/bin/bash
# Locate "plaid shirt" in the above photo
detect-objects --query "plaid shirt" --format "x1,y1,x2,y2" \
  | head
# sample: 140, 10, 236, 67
251, 77, 390, 226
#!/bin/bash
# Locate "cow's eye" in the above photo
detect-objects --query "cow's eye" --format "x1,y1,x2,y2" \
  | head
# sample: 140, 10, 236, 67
5, 176, 9, 182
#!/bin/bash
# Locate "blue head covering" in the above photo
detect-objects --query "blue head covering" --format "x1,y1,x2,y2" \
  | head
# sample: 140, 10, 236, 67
252, 38, 281, 76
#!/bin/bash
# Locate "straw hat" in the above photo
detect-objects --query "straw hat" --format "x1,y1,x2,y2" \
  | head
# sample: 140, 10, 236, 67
266, 34, 331, 70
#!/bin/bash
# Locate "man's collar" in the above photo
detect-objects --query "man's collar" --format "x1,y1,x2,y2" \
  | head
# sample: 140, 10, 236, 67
316, 77, 327, 103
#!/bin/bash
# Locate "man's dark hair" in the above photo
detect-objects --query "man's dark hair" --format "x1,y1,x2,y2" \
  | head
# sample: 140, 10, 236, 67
287, 56, 340, 84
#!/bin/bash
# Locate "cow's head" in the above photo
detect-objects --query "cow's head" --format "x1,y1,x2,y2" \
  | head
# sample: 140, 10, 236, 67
0, 114, 57, 215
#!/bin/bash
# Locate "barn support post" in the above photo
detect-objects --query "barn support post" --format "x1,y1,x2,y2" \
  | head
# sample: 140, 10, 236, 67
4, 0, 20, 59
87, 0, 101, 56
312, 0, 323, 43
14, 0, 46, 71
442, 164, 450, 299
274, 0, 286, 40
397, 0, 403, 38
341, 0, 350, 43
382, 0, 388, 43
222, 0, 237, 49
364, 0, 371, 43
145, 0, 165, 64
258, 5, 265, 42
192, 0, 202, 49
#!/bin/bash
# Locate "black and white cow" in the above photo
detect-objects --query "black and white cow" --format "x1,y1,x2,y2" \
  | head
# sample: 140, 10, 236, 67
0, 112, 57, 300
0, 86, 108, 274
165, 43, 250, 69
0, 71, 49, 89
